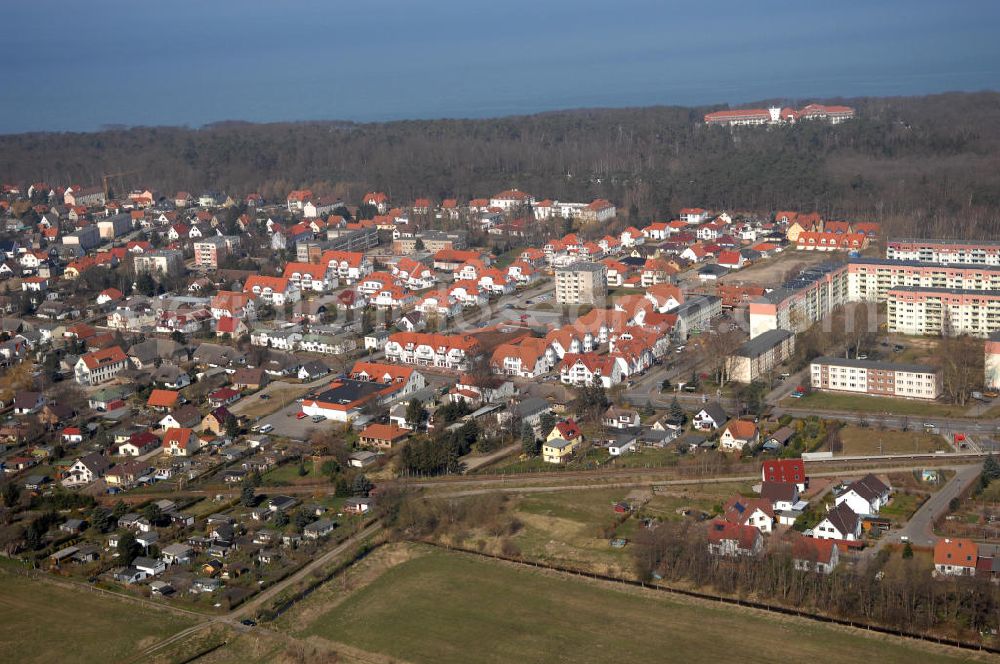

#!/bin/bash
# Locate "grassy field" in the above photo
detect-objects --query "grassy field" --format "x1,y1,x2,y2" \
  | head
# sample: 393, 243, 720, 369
263, 459, 317, 484
788, 391, 966, 417
0, 571, 196, 664
297, 548, 975, 664
838, 425, 948, 455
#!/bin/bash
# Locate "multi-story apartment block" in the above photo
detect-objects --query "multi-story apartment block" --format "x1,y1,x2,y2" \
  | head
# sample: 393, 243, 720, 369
748, 263, 849, 338
848, 258, 1000, 302
242, 276, 301, 307
193, 236, 228, 270
133, 249, 185, 276
555, 261, 607, 306
729, 329, 796, 384
810, 357, 941, 400
886, 238, 1000, 266
887, 287, 1000, 337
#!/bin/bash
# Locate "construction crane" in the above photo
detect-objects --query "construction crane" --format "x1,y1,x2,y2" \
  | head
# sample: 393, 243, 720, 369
102, 170, 136, 199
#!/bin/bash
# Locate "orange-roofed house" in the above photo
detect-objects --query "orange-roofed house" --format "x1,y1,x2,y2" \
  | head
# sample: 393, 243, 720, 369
243, 275, 301, 306
74, 346, 129, 385
320, 250, 371, 283
717, 250, 746, 270
384, 332, 483, 371
490, 338, 555, 378
934, 538, 978, 576
792, 537, 840, 574
720, 419, 759, 451
359, 423, 411, 449
559, 352, 627, 388
147, 389, 180, 411
620, 226, 645, 248
363, 191, 389, 213
286, 189, 314, 212
162, 428, 200, 456
210, 291, 255, 319
642, 222, 671, 242
707, 519, 763, 557
96, 287, 124, 306
786, 212, 822, 242
282, 262, 337, 292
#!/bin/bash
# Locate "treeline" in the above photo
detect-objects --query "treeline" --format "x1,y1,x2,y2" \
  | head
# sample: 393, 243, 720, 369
3, 92, 1000, 236
633, 520, 999, 642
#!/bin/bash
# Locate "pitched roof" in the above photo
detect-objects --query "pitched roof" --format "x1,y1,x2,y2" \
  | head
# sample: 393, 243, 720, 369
80, 346, 127, 370
935, 538, 978, 567
821, 503, 859, 537
762, 458, 807, 484
845, 474, 890, 502
359, 423, 410, 442
724, 419, 758, 441
147, 389, 179, 408
792, 536, 837, 564
162, 428, 196, 448
759, 481, 798, 503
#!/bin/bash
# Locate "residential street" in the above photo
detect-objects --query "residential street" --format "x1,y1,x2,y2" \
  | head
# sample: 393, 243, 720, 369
878, 463, 983, 549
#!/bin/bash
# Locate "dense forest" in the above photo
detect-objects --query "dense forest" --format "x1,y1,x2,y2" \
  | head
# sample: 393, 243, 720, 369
2, 92, 1000, 237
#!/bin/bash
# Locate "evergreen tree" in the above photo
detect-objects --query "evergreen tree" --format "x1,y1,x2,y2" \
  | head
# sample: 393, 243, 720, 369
353, 473, 374, 497
670, 396, 685, 423
539, 412, 556, 436
273, 510, 289, 528
521, 422, 537, 456
240, 485, 256, 507
117, 532, 142, 565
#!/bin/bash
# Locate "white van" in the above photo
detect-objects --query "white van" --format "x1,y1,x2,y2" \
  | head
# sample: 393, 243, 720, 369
258, 424, 274, 434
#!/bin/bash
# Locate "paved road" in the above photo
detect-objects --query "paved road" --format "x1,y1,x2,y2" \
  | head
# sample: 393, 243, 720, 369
773, 406, 1000, 435
878, 463, 983, 549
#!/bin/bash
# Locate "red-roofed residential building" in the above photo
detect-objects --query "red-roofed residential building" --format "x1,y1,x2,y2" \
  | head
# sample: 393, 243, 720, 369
384, 332, 483, 371
359, 423, 410, 449
243, 275, 301, 306
75, 346, 129, 385
283, 262, 337, 292
934, 538, 978, 576
707, 519, 763, 557
762, 459, 808, 491
490, 337, 556, 378
792, 537, 840, 574
719, 420, 759, 451
559, 352, 626, 388
162, 428, 200, 456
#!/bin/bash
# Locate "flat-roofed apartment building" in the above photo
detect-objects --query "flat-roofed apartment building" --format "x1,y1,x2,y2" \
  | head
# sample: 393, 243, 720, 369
986, 332, 1000, 390
555, 261, 607, 306
810, 356, 941, 400
729, 329, 795, 384
887, 287, 1000, 337
886, 238, 1000, 266
748, 262, 849, 338
847, 258, 1000, 302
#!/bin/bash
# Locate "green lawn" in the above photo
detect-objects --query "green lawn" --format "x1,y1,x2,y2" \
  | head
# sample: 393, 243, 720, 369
262, 459, 316, 484
838, 426, 948, 455
298, 549, 972, 664
788, 391, 965, 417
0, 571, 195, 664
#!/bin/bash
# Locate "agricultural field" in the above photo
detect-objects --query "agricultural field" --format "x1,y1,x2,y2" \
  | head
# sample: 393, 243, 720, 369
287, 546, 979, 664
837, 426, 948, 455
0, 570, 196, 664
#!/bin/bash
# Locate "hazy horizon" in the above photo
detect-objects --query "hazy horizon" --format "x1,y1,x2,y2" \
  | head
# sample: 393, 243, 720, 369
3, 1, 999, 134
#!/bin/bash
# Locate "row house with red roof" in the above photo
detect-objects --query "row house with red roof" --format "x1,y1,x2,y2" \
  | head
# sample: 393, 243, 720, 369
243, 276, 301, 307
320, 250, 371, 284
447, 281, 488, 307
415, 290, 463, 318
391, 258, 436, 290
384, 332, 483, 371
372, 284, 418, 310
619, 226, 645, 248
506, 260, 538, 285
796, 231, 869, 252
559, 353, 627, 388
282, 262, 338, 293
490, 337, 557, 378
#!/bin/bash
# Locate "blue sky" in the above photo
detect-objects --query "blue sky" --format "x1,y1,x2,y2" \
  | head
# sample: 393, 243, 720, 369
2, 1, 998, 133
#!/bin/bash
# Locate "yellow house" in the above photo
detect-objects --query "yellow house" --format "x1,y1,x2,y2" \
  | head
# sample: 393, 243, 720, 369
542, 437, 579, 464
